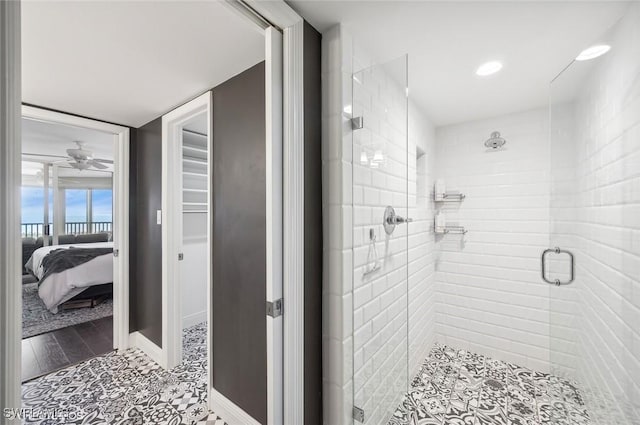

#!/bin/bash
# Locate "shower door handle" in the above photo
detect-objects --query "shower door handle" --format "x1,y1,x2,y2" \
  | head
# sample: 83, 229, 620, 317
541, 247, 575, 286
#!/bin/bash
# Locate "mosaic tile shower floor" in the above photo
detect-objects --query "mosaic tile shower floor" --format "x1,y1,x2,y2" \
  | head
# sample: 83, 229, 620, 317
388, 344, 589, 425
21, 322, 227, 425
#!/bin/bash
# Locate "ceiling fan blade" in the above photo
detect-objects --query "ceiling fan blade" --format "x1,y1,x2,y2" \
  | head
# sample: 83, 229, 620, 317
70, 162, 92, 171
22, 153, 68, 159
89, 160, 108, 170
93, 158, 114, 164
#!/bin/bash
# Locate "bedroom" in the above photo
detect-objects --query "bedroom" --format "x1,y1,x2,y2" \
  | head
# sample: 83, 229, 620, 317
21, 116, 117, 381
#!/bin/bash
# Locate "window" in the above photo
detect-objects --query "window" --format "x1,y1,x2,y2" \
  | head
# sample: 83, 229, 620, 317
91, 189, 113, 233
65, 189, 88, 233
63, 188, 113, 234
21, 186, 53, 237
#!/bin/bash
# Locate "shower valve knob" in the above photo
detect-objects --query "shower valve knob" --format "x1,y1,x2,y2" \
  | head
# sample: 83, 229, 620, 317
383, 206, 413, 235
389, 215, 412, 224
399, 216, 413, 223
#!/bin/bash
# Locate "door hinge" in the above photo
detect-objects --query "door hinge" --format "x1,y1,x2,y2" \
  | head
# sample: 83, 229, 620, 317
113, 249, 119, 258
266, 298, 283, 318
351, 116, 364, 130
353, 406, 365, 423
178, 253, 184, 261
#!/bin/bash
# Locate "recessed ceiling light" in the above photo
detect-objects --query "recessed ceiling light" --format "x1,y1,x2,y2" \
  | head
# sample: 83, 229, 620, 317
576, 44, 611, 61
476, 61, 503, 77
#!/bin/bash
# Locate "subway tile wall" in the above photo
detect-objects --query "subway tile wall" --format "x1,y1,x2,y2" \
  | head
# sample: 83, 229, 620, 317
322, 25, 355, 425
433, 108, 558, 373
407, 109, 437, 379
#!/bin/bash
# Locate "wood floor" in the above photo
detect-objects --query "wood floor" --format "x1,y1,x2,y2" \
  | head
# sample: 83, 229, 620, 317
22, 316, 113, 382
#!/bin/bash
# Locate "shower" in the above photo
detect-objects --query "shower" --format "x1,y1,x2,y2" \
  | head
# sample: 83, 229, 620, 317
484, 131, 506, 149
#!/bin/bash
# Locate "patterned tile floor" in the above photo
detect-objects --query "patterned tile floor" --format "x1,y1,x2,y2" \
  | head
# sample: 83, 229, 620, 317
21, 322, 227, 425
388, 344, 590, 425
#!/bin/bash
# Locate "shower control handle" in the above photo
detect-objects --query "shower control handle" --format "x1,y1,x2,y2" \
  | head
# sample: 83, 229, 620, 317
383, 206, 412, 235
389, 215, 413, 224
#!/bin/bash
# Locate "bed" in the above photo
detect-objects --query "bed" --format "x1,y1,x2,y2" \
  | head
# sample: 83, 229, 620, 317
25, 241, 114, 313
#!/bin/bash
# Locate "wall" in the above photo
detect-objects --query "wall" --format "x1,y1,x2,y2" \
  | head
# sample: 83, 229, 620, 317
559, 4, 640, 422
322, 25, 354, 425
129, 117, 163, 347
322, 24, 437, 425
303, 21, 324, 425
433, 108, 556, 373
407, 111, 437, 378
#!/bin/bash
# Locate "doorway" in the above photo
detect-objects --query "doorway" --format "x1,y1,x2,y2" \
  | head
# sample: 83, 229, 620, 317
20, 106, 130, 381
161, 92, 212, 374
161, 27, 284, 425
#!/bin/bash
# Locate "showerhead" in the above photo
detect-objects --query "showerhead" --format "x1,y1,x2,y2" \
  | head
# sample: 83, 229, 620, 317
484, 131, 506, 149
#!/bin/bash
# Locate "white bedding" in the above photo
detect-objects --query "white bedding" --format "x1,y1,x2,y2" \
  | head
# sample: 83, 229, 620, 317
26, 242, 114, 313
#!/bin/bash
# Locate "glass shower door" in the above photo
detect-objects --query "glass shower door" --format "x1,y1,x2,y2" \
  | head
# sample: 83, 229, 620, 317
351, 56, 409, 425
548, 8, 640, 423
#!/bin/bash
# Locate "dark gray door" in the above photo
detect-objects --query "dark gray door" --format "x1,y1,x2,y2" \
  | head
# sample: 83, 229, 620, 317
211, 62, 267, 424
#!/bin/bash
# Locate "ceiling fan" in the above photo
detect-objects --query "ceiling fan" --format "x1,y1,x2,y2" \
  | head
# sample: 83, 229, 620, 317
64, 141, 111, 170
22, 141, 113, 171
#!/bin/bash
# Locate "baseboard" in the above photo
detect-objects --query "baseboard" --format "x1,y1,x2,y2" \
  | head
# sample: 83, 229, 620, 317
209, 387, 260, 425
183, 310, 207, 329
129, 331, 163, 366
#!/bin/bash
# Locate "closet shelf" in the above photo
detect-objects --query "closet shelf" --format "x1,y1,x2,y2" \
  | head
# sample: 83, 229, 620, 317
183, 157, 207, 165
183, 188, 208, 193
183, 145, 207, 154
183, 171, 207, 177
183, 202, 207, 206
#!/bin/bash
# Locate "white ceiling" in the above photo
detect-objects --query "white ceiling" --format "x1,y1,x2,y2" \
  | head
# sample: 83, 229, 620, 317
22, 117, 115, 162
289, 1, 630, 126
22, 1, 264, 128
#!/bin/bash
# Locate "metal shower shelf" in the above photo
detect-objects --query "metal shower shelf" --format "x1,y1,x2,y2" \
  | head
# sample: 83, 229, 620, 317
434, 218, 468, 235
439, 225, 468, 234
434, 192, 466, 202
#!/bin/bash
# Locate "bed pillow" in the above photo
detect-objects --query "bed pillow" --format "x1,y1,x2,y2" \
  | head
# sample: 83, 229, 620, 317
58, 234, 76, 245
76, 233, 110, 244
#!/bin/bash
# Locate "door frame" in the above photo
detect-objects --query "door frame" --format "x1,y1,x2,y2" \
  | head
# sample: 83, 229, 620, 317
21, 105, 131, 352
249, 4, 307, 423
161, 91, 212, 372
206, 2, 307, 423
160, 25, 287, 425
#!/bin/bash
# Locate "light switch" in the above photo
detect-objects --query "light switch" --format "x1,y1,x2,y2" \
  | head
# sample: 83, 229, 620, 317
157, 210, 162, 225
